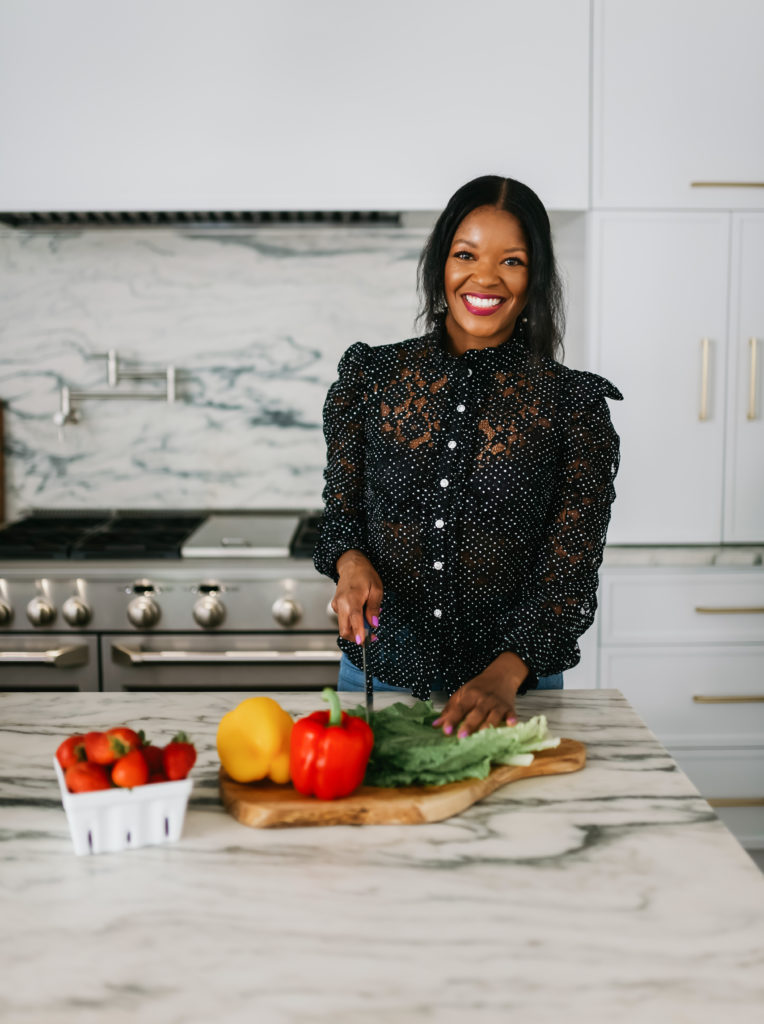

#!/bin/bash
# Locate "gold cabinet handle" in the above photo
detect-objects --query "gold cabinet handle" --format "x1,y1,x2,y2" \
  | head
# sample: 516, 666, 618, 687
707, 798, 764, 808
693, 694, 764, 703
691, 181, 764, 188
749, 337, 759, 420
694, 606, 764, 614
699, 337, 710, 420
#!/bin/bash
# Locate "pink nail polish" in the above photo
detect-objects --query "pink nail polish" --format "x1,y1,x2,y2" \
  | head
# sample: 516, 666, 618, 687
372, 615, 379, 627
443, 723, 453, 735
432, 718, 442, 727
506, 717, 518, 725
458, 729, 468, 739
371, 634, 378, 642
355, 634, 362, 644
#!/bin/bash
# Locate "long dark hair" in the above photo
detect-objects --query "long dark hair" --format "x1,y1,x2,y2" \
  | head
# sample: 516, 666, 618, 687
416, 175, 565, 362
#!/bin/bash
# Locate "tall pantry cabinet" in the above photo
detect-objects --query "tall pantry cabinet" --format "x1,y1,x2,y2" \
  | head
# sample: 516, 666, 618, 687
589, 1, 764, 847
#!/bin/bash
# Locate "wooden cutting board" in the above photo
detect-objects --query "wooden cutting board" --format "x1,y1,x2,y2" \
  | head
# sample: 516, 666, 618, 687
219, 737, 585, 828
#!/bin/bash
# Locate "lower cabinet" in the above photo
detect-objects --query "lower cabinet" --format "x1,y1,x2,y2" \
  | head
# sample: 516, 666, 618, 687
597, 565, 764, 849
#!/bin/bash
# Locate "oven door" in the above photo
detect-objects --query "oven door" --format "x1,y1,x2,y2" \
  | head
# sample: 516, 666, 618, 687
102, 633, 342, 691
0, 634, 99, 691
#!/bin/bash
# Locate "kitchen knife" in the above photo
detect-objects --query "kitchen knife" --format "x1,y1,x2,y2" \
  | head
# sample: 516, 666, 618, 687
362, 626, 373, 722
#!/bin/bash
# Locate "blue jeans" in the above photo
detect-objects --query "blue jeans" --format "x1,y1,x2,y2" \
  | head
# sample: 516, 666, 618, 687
337, 653, 563, 692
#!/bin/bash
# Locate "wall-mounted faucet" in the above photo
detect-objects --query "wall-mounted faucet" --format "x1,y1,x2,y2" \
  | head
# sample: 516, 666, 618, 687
54, 350, 177, 427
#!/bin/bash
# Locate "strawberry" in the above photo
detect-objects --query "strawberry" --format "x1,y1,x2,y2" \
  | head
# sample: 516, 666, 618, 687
111, 749, 149, 788
56, 734, 86, 770
162, 732, 197, 780
142, 744, 165, 774
147, 772, 169, 785
84, 730, 132, 765
105, 726, 144, 753
65, 762, 112, 793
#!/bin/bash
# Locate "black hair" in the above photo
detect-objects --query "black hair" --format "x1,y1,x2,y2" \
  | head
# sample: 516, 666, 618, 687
416, 175, 565, 362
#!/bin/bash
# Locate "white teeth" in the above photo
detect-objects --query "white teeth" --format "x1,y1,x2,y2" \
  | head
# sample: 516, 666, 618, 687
465, 294, 502, 307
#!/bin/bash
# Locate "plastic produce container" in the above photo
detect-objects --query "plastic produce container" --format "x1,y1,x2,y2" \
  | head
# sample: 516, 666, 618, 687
54, 759, 193, 855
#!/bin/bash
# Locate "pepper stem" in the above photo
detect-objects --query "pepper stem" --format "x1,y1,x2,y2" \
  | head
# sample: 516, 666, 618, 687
322, 687, 343, 727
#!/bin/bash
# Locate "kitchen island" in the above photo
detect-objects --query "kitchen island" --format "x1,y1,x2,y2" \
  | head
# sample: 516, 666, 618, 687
2, 689, 763, 1024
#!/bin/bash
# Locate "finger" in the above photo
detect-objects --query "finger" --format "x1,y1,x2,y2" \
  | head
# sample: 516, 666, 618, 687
334, 591, 366, 644
458, 700, 501, 738
478, 706, 507, 731
434, 691, 474, 735
365, 581, 384, 632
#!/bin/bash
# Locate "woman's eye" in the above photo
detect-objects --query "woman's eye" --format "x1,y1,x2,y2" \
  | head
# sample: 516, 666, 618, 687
452, 251, 473, 260
503, 257, 525, 267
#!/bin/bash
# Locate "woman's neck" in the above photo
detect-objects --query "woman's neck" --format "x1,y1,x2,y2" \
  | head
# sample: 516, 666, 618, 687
443, 311, 518, 357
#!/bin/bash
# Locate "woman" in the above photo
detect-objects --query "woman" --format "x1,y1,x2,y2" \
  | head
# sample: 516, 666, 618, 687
313, 175, 622, 737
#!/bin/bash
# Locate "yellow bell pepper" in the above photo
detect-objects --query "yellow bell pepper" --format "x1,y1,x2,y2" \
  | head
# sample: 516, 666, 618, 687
216, 697, 294, 784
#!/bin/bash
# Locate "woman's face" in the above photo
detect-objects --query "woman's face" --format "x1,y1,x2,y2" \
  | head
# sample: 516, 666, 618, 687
443, 205, 530, 351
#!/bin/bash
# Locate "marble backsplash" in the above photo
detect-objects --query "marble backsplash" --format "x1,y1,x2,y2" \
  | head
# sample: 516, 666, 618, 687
0, 215, 585, 519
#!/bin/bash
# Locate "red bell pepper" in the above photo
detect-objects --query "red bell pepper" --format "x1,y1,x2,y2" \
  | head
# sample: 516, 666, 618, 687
290, 688, 374, 800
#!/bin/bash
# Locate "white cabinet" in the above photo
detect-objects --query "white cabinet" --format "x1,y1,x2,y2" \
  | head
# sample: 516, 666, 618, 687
590, 212, 764, 545
0, 0, 590, 211
593, 0, 764, 209
599, 567, 764, 848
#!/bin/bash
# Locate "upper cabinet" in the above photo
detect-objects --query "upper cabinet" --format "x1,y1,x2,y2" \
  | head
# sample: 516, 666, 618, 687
0, 0, 591, 212
593, 0, 764, 210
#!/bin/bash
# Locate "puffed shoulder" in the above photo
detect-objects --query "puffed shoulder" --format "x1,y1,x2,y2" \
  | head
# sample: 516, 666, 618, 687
555, 364, 623, 409
335, 340, 372, 376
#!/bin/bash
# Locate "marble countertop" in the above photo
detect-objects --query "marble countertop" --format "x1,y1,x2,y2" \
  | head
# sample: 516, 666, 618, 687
2, 688, 763, 1024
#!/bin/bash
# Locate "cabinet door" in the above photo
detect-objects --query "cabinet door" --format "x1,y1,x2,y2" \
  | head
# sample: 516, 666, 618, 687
593, 0, 764, 209
724, 214, 764, 542
0, 0, 590, 211
590, 213, 729, 543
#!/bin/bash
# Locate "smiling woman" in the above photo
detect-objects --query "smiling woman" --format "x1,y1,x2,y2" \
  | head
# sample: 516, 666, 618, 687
314, 175, 622, 737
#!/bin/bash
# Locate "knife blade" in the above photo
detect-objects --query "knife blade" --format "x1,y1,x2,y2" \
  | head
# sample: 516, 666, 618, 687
362, 626, 373, 722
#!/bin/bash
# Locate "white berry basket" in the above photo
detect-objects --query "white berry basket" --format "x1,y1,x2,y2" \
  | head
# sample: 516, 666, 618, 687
54, 759, 193, 856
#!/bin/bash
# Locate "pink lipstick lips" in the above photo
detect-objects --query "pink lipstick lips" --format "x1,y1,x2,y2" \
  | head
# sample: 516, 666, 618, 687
460, 293, 507, 317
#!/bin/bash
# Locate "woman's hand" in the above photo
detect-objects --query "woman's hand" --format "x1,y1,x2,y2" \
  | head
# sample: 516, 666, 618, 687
332, 549, 383, 646
432, 652, 530, 736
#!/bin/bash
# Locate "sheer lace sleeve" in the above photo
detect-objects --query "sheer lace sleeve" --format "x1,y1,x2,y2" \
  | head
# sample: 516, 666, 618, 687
313, 342, 371, 582
494, 371, 623, 676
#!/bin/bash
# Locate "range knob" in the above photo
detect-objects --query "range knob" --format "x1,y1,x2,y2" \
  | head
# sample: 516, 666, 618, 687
26, 595, 57, 627
272, 596, 302, 627
193, 594, 226, 629
62, 596, 92, 627
0, 600, 13, 626
127, 595, 161, 629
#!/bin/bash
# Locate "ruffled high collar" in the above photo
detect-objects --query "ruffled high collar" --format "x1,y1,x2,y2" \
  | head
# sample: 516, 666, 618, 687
426, 312, 531, 372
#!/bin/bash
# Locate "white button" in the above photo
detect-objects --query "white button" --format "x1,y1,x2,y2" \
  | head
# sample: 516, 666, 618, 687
433, 609, 443, 618
456, 404, 466, 413
433, 561, 443, 570
435, 519, 444, 529
440, 478, 449, 488
447, 440, 457, 449
467, 368, 473, 377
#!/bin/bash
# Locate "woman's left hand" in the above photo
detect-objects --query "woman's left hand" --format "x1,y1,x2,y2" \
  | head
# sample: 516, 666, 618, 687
432, 652, 529, 737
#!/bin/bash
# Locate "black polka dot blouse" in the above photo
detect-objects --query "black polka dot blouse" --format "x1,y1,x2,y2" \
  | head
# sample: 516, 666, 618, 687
313, 315, 623, 699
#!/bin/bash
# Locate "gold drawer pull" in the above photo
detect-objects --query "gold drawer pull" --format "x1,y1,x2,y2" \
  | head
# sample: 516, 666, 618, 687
694, 606, 764, 614
693, 694, 764, 703
691, 181, 764, 188
707, 798, 764, 808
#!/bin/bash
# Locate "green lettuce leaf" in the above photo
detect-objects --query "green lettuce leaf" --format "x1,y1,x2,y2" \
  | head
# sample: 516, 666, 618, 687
350, 700, 560, 788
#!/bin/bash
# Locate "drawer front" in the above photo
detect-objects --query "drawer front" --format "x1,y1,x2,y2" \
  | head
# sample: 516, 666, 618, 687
599, 646, 764, 743
600, 571, 764, 644
0, 634, 98, 691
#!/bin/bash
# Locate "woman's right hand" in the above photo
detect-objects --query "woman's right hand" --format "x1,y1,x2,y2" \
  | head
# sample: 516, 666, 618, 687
332, 549, 383, 646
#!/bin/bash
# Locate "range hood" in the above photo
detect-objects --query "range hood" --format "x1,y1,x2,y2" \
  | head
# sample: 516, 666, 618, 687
0, 210, 402, 229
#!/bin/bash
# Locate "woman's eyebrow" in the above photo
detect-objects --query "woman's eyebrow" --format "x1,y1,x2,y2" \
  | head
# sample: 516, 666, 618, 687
452, 237, 528, 254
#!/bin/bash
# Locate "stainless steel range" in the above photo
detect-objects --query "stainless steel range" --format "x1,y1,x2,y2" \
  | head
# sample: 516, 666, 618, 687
0, 510, 338, 692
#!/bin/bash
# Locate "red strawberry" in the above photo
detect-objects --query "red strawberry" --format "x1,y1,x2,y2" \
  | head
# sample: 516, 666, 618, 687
142, 744, 165, 774
162, 732, 197, 780
56, 734, 86, 770
147, 772, 169, 785
65, 762, 112, 793
84, 730, 133, 765
111, 749, 149, 788
106, 726, 144, 753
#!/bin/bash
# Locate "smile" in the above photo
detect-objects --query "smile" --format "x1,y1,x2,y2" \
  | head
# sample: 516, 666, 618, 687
461, 293, 507, 316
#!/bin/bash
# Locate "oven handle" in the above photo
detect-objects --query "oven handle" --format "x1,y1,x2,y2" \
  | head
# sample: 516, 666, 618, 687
111, 643, 342, 666
0, 645, 89, 668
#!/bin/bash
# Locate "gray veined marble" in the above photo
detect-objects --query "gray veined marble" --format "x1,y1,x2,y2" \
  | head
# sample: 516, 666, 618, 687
1, 688, 763, 1024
